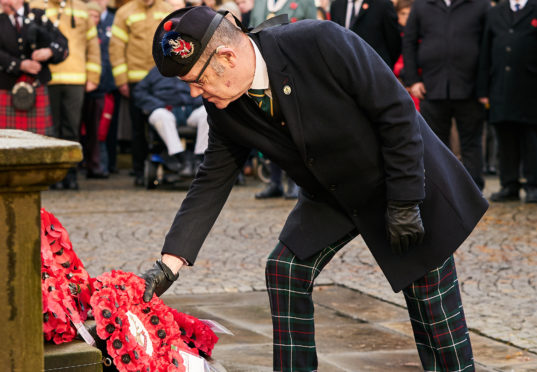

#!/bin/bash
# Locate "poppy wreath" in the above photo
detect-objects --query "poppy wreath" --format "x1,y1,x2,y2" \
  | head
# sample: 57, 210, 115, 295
90, 270, 194, 372
170, 310, 219, 358
41, 208, 92, 344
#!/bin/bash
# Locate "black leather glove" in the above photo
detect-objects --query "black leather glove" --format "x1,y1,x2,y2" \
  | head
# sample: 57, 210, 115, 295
141, 260, 179, 302
385, 200, 425, 255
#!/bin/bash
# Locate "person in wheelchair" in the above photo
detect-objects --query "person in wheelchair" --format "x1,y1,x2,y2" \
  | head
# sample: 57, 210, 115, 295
133, 65, 206, 179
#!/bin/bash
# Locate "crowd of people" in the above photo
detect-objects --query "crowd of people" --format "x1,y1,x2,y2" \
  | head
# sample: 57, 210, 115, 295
1, 0, 536, 202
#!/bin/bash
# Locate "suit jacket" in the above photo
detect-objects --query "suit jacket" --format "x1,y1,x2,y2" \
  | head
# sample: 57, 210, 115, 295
161, 20, 488, 292
0, 4, 68, 90
330, 0, 401, 68
248, 0, 317, 28
402, 0, 490, 100
477, 0, 537, 125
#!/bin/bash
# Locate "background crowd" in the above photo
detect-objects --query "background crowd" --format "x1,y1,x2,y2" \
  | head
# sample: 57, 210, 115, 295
1, 0, 536, 202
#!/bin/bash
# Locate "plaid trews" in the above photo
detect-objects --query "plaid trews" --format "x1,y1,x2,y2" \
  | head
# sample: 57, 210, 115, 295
266, 233, 357, 372
403, 256, 474, 372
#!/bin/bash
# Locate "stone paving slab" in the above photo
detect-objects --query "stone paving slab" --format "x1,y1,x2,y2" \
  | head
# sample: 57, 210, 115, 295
41, 171, 537, 365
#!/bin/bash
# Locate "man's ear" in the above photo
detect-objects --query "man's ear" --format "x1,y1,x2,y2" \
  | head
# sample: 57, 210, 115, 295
216, 46, 237, 68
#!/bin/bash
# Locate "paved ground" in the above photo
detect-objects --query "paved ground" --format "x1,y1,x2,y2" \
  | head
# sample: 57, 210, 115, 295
41, 169, 537, 371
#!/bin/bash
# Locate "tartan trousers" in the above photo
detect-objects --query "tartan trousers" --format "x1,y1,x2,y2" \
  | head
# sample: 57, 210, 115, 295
266, 234, 474, 372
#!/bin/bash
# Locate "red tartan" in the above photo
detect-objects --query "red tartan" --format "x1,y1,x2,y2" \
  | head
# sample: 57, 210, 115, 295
0, 85, 52, 135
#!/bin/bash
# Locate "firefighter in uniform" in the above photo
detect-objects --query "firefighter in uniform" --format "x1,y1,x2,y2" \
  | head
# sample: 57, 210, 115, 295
31, 0, 101, 190
109, 0, 172, 186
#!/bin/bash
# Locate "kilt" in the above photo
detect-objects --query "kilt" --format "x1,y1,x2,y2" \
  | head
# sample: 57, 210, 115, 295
0, 85, 53, 135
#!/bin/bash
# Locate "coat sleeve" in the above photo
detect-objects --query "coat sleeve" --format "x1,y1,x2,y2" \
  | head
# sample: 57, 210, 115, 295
317, 22, 425, 201
161, 108, 251, 264
401, 1, 421, 87
109, 7, 129, 87
85, 15, 101, 85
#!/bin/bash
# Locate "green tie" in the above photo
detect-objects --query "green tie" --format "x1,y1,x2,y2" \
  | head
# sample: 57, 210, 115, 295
248, 88, 273, 117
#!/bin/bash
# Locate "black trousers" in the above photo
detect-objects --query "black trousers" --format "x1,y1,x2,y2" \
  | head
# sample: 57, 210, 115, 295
494, 121, 537, 190
81, 94, 104, 174
129, 82, 147, 177
421, 99, 485, 190
48, 84, 85, 142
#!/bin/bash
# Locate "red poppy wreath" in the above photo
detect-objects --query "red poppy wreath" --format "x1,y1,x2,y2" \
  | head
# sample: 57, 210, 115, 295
41, 208, 92, 344
90, 270, 198, 372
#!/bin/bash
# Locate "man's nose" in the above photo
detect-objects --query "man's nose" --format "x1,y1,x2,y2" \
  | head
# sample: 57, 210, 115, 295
189, 85, 203, 98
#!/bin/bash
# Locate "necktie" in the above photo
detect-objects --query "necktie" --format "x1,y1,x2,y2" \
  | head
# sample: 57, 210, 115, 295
248, 89, 273, 117
515, 3, 520, 11
14, 15, 21, 32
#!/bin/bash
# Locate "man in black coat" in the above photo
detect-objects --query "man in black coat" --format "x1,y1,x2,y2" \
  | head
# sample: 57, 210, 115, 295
142, 6, 488, 371
330, 0, 401, 68
477, 0, 537, 203
403, 0, 490, 190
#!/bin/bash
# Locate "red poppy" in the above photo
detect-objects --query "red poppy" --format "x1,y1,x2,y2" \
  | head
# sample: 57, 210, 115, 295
290, 2, 298, 9
532, 18, 537, 27
362, 3, 369, 10
290, 17, 298, 23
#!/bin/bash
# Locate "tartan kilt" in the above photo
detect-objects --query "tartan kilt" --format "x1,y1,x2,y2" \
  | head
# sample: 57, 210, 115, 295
0, 85, 52, 135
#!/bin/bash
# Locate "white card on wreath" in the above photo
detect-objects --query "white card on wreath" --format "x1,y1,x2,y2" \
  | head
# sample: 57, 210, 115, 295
199, 319, 234, 335
180, 350, 206, 371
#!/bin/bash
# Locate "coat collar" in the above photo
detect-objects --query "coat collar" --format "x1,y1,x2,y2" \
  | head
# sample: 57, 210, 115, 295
505, 0, 535, 26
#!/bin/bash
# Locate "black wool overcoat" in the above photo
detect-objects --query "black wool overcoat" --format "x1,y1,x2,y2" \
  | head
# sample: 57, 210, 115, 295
330, 0, 401, 69
162, 20, 488, 292
477, 0, 537, 125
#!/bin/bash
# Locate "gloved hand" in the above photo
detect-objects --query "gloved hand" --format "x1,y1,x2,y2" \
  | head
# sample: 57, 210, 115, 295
385, 200, 425, 255
141, 260, 179, 302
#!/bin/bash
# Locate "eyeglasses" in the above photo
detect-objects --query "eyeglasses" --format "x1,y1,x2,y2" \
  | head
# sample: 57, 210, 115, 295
182, 48, 218, 87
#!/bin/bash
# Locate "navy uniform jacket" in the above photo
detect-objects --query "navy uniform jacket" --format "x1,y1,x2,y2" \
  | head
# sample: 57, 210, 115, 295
330, 0, 401, 68
161, 20, 488, 292
477, 0, 537, 125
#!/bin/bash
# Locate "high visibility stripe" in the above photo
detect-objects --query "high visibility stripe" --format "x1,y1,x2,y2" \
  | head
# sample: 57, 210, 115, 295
86, 62, 102, 74
86, 26, 97, 40
111, 25, 129, 43
112, 64, 128, 77
153, 12, 168, 20
128, 70, 149, 81
46, 8, 88, 18
51, 72, 87, 84
126, 12, 146, 26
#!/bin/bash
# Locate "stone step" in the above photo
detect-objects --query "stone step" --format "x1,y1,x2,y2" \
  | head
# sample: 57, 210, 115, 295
44, 340, 103, 372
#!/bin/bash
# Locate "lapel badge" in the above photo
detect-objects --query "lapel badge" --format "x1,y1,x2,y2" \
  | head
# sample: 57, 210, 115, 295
362, 3, 369, 9
283, 85, 292, 95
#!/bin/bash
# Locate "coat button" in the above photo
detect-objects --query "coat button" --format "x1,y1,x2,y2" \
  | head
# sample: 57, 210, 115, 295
352, 209, 358, 217
506, 46, 511, 52
307, 158, 314, 166
329, 184, 337, 191
509, 28, 514, 33
283, 85, 292, 95
505, 66, 511, 72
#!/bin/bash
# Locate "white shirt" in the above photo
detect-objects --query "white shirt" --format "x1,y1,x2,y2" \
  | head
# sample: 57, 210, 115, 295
9, 6, 24, 28
444, 0, 451, 6
509, 0, 527, 11
345, 0, 364, 29
248, 37, 270, 94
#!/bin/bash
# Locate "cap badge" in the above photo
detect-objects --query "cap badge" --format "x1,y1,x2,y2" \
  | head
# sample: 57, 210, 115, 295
161, 31, 195, 59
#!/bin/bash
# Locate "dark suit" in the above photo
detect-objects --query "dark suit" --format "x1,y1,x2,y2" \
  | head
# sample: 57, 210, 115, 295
161, 20, 488, 293
0, 4, 68, 90
402, 0, 490, 190
330, 0, 401, 68
477, 0, 537, 192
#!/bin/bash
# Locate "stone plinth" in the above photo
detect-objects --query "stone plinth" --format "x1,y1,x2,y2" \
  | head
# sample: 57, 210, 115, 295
0, 129, 82, 371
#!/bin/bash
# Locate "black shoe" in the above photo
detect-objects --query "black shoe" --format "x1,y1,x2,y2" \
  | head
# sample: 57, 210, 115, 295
235, 172, 246, 186
50, 181, 64, 190
178, 160, 195, 178
134, 175, 144, 187
62, 169, 79, 190
255, 182, 283, 199
490, 186, 519, 202
284, 179, 299, 199
525, 188, 537, 203
86, 171, 109, 179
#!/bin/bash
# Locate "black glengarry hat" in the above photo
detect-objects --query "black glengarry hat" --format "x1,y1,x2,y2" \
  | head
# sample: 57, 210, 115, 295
153, 6, 225, 77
